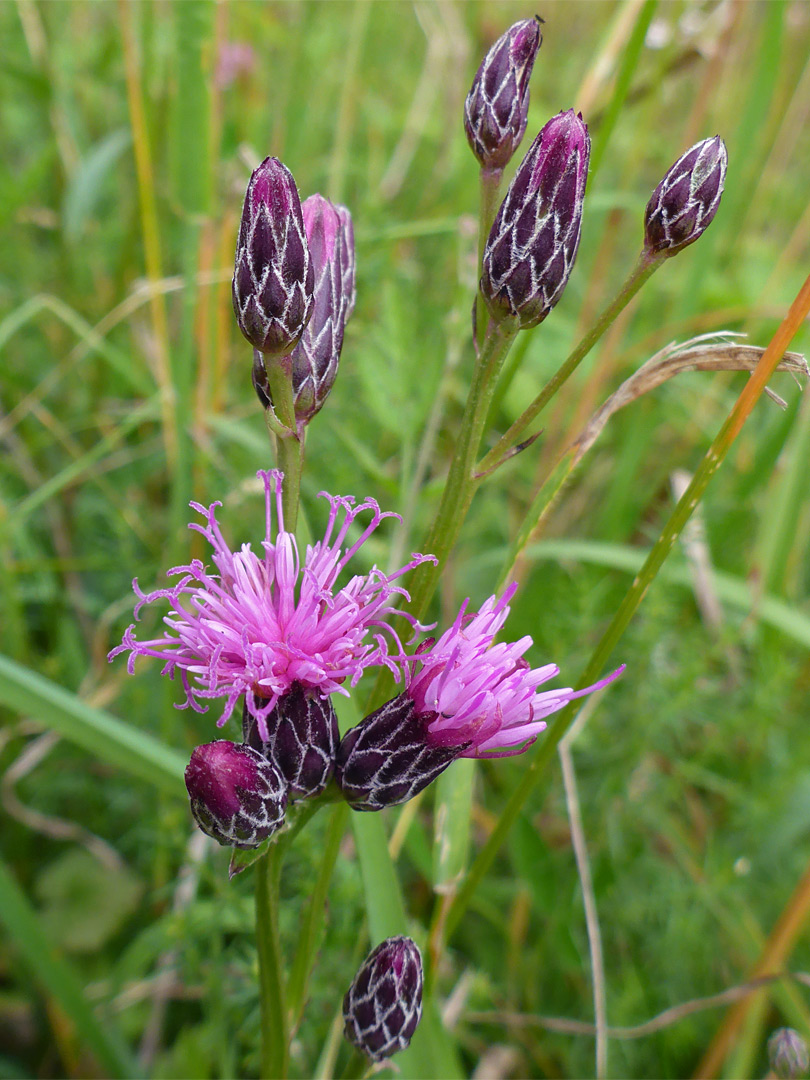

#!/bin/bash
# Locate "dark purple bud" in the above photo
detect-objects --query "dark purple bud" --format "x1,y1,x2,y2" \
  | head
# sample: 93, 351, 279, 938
343, 936, 423, 1062
334, 693, 460, 811
243, 685, 339, 801
481, 109, 590, 329
289, 195, 356, 423
769, 1029, 810, 1080
232, 157, 315, 356
644, 137, 727, 256
184, 741, 287, 849
464, 17, 543, 171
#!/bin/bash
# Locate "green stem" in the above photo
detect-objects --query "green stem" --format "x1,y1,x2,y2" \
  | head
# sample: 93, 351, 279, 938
440, 269, 810, 949
287, 802, 350, 1032
477, 252, 663, 475
256, 842, 289, 1080
402, 317, 519, 623
264, 357, 304, 531
474, 166, 503, 348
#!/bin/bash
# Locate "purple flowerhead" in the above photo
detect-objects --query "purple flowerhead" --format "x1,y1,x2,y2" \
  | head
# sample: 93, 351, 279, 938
184, 740, 287, 848
644, 137, 727, 256
253, 195, 356, 424
343, 936, 423, 1062
232, 156, 315, 356
108, 471, 436, 738
243, 685, 339, 801
464, 16, 543, 171
481, 109, 590, 329
335, 583, 624, 811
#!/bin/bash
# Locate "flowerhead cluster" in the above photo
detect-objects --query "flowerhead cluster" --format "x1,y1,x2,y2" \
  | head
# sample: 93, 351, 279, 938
109, 470, 433, 740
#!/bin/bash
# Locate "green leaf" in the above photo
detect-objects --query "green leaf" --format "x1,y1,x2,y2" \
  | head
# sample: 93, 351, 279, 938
0, 652, 187, 793
34, 849, 143, 953
62, 129, 132, 242
0, 856, 136, 1078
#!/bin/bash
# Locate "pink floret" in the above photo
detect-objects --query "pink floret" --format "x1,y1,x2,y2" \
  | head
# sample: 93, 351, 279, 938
404, 583, 624, 758
108, 471, 435, 739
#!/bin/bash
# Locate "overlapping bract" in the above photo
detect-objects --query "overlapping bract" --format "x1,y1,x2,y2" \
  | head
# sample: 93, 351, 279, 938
242, 686, 339, 802
184, 740, 287, 849
108, 471, 434, 739
292, 195, 356, 420
343, 937, 423, 1062
232, 157, 314, 356
481, 109, 590, 328
464, 17, 542, 171
335, 584, 624, 810
644, 136, 727, 256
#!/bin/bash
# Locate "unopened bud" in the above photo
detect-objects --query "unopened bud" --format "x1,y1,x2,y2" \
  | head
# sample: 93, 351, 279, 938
464, 17, 543, 171
243, 686, 339, 801
334, 693, 458, 811
644, 137, 727, 256
481, 109, 590, 329
184, 741, 287, 848
769, 1028, 809, 1080
290, 195, 356, 422
232, 156, 315, 357
343, 936, 423, 1062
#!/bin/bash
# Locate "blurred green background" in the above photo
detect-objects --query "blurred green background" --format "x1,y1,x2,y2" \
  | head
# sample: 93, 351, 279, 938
1, 1, 810, 1077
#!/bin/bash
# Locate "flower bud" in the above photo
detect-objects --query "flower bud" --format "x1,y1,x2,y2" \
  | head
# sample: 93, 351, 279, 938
481, 109, 590, 329
243, 685, 339, 801
290, 195, 356, 422
184, 740, 287, 848
769, 1028, 809, 1080
464, 17, 543, 171
232, 156, 315, 357
343, 936, 423, 1062
334, 693, 458, 811
643, 137, 727, 256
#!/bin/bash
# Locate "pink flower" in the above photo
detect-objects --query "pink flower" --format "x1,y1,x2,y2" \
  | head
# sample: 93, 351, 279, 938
406, 582, 623, 757
335, 583, 624, 810
108, 471, 434, 739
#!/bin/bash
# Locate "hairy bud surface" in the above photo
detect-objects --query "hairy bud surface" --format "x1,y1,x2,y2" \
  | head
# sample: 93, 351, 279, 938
464, 17, 542, 170
232, 156, 314, 356
481, 109, 590, 328
343, 936, 423, 1062
334, 693, 459, 811
184, 741, 287, 848
243, 685, 339, 801
644, 137, 727, 256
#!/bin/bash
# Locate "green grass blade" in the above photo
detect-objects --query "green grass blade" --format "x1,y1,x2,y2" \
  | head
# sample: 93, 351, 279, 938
0, 652, 186, 793
521, 539, 810, 648
0, 855, 137, 1079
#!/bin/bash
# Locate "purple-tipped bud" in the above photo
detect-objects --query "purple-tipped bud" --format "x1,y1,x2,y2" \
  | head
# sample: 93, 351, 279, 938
644, 137, 727, 256
232, 157, 315, 357
184, 741, 287, 848
481, 109, 590, 329
243, 685, 339, 801
464, 18, 542, 171
769, 1029, 810, 1080
343, 936, 423, 1062
334, 693, 459, 811
291, 196, 356, 421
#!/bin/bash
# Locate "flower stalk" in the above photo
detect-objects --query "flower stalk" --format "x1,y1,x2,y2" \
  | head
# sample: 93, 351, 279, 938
403, 316, 519, 623
256, 840, 289, 1079
438, 268, 810, 954
264, 359, 304, 532
477, 251, 665, 476
474, 166, 504, 346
